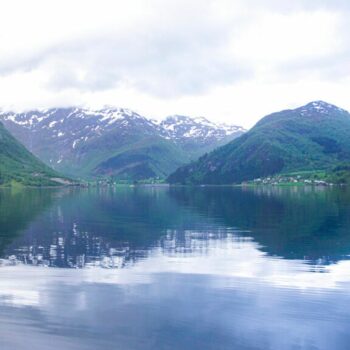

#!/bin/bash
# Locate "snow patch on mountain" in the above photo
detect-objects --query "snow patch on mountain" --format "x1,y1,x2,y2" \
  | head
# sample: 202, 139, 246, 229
299, 101, 347, 117
0, 107, 246, 173
159, 115, 245, 142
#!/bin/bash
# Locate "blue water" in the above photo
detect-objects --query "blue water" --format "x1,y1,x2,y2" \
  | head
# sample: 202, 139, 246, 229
1, 186, 350, 349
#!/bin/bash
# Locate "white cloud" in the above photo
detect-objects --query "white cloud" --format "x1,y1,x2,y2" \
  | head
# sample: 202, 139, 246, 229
0, 0, 349, 127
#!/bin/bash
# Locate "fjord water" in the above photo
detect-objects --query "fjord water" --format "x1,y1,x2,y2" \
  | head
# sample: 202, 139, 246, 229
1, 186, 350, 350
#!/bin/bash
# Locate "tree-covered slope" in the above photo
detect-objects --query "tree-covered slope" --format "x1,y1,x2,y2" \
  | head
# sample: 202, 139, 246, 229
0, 121, 63, 186
168, 101, 350, 184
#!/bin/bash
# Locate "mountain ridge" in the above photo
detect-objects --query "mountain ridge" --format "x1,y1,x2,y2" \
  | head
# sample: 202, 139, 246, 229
0, 107, 245, 181
168, 101, 350, 185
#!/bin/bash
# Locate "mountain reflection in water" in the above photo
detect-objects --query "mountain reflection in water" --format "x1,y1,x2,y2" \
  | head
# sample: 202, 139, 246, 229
1, 186, 350, 269
2, 186, 350, 350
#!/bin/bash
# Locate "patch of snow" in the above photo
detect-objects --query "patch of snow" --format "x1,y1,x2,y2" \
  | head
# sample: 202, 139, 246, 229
72, 140, 79, 149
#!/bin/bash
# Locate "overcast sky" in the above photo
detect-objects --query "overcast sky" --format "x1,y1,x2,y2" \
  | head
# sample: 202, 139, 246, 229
0, 0, 349, 127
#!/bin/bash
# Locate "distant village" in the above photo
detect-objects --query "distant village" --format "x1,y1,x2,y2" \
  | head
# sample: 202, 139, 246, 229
246, 175, 332, 186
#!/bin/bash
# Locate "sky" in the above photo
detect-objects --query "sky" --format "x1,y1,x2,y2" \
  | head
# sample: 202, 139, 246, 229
0, 0, 349, 128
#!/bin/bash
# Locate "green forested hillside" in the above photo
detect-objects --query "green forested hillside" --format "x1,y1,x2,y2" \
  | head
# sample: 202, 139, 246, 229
91, 136, 190, 181
168, 101, 350, 184
65, 123, 190, 180
0, 121, 63, 186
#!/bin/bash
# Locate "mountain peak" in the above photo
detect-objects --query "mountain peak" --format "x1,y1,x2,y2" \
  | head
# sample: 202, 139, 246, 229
160, 114, 245, 141
300, 101, 347, 115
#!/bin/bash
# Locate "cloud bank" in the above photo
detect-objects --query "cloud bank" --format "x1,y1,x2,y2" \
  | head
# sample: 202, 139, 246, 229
0, 0, 349, 127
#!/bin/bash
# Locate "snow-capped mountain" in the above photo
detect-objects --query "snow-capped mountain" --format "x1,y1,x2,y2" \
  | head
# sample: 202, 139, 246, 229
156, 115, 245, 158
0, 107, 245, 180
2, 107, 157, 149
159, 115, 244, 143
298, 101, 348, 117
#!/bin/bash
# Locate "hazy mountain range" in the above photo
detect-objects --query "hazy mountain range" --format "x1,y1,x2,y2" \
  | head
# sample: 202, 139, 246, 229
0, 108, 245, 181
2, 100, 350, 186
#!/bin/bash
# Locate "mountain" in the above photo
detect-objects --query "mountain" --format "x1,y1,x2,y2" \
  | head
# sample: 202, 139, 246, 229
158, 115, 245, 159
0, 121, 65, 186
168, 101, 350, 184
0, 108, 244, 180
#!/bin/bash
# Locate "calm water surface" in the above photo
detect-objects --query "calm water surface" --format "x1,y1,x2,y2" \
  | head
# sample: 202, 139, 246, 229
1, 186, 350, 349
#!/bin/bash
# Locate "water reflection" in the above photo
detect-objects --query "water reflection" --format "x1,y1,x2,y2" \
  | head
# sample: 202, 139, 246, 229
0, 188, 58, 257
170, 186, 350, 262
1, 186, 350, 289
2, 186, 350, 268
1, 186, 350, 350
